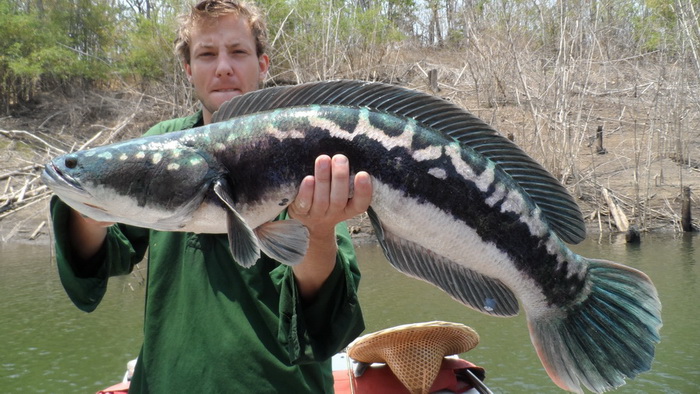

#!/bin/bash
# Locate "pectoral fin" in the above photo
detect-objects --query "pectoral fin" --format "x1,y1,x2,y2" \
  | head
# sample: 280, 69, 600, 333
213, 178, 260, 268
255, 220, 309, 266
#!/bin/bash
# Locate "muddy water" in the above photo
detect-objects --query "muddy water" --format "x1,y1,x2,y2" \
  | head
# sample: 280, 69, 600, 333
1, 233, 697, 393
355, 233, 698, 393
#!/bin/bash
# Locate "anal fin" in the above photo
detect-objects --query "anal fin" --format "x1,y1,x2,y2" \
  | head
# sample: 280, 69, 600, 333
368, 208, 519, 317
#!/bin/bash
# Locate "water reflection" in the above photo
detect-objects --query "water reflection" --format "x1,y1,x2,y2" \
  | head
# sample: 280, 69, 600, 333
0, 243, 145, 393
355, 233, 700, 393
0, 233, 698, 393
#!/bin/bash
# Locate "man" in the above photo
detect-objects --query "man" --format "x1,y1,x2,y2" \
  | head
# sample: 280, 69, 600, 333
49, 1, 372, 392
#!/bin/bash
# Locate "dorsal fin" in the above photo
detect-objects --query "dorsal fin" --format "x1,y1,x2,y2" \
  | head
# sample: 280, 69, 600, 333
212, 80, 586, 244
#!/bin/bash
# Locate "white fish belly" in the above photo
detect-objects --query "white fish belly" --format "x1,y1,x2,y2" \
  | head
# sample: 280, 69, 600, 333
370, 180, 550, 312
182, 185, 298, 234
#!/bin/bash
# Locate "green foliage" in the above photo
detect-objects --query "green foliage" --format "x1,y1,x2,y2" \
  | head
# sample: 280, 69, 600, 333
0, 0, 696, 114
0, 0, 115, 110
260, 0, 404, 80
1, 2, 58, 107
355, 5, 405, 44
633, 0, 678, 52
1, 3, 45, 81
119, 15, 179, 82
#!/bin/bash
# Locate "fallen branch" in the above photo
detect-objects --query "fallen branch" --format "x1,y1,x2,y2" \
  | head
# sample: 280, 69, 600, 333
29, 220, 46, 240
601, 188, 630, 232
0, 191, 51, 220
78, 130, 104, 151
1, 184, 48, 204
0, 200, 48, 242
0, 129, 67, 154
0, 164, 44, 181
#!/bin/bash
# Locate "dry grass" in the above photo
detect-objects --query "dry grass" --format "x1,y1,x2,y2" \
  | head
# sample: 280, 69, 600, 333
1, 41, 698, 242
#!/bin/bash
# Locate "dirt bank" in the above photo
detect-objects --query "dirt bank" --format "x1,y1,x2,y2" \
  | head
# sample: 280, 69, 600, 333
1, 81, 698, 246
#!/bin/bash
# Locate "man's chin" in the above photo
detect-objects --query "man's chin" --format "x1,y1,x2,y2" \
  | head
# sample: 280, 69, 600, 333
203, 95, 240, 114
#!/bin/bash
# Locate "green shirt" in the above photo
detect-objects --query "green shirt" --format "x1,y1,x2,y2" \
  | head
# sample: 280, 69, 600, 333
50, 111, 364, 393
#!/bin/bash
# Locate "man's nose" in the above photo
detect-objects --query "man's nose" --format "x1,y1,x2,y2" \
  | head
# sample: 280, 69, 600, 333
215, 54, 234, 76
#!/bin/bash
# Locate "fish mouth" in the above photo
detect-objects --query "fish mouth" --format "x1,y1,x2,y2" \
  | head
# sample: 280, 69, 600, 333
41, 162, 87, 194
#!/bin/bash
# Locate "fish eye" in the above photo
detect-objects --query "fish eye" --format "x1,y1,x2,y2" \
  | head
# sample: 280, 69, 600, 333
65, 157, 78, 169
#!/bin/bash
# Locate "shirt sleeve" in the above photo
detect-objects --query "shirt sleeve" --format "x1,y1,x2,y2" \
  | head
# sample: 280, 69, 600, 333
50, 196, 149, 312
272, 222, 365, 364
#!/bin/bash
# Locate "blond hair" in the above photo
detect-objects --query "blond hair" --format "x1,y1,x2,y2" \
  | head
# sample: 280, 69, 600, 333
174, 0, 268, 65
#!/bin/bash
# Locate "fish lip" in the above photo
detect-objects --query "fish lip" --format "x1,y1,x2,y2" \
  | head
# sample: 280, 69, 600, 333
42, 162, 86, 193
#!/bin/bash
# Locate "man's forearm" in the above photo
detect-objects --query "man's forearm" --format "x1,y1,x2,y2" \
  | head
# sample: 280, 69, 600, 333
292, 229, 338, 303
67, 208, 110, 261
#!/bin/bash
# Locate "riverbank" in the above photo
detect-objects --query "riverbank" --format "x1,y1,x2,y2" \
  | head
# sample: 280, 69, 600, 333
1, 75, 698, 245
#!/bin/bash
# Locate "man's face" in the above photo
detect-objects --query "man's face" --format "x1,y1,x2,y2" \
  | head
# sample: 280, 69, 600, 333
185, 14, 270, 124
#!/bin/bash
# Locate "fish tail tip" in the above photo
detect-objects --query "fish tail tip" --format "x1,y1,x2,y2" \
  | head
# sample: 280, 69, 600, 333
528, 258, 662, 393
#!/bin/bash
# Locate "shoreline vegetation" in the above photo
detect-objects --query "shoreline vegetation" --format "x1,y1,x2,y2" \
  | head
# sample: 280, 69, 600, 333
1, 0, 698, 244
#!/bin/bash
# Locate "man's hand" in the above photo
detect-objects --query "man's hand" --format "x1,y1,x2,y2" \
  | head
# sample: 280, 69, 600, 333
288, 154, 372, 235
287, 154, 372, 301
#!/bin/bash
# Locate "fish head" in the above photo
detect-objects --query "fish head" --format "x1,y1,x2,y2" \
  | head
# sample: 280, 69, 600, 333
42, 139, 220, 230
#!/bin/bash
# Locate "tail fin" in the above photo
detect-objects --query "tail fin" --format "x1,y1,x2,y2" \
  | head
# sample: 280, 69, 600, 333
528, 258, 662, 393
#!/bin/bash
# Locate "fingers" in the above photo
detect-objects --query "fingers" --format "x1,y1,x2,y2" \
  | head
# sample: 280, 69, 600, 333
308, 155, 334, 217
326, 155, 352, 215
293, 175, 315, 216
289, 154, 372, 224
347, 171, 372, 215
314, 154, 369, 217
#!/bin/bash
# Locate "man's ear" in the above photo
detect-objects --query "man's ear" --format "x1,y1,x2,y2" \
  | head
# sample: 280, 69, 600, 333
184, 61, 193, 83
258, 54, 270, 82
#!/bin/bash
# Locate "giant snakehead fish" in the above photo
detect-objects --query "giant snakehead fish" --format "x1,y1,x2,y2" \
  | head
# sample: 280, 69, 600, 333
42, 80, 662, 393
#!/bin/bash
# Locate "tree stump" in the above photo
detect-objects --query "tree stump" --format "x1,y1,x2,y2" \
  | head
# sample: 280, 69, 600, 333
681, 186, 694, 232
596, 125, 607, 154
428, 69, 440, 93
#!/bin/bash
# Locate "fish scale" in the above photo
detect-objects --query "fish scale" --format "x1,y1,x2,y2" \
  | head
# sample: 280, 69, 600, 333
42, 80, 661, 394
